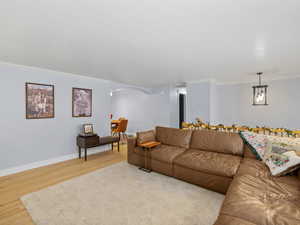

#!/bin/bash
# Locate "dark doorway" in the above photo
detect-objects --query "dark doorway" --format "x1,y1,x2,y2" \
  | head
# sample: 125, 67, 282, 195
179, 93, 185, 128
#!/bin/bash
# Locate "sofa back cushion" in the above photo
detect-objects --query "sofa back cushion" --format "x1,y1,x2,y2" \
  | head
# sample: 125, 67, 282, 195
243, 143, 258, 159
156, 126, 192, 149
136, 130, 156, 146
190, 130, 244, 156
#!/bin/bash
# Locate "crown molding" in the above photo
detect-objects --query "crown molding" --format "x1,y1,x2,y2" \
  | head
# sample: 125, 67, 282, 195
0, 60, 111, 83
186, 78, 215, 84
215, 74, 300, 85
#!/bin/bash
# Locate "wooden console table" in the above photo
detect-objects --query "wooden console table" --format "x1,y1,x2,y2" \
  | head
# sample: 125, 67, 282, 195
77, 135, 120, 161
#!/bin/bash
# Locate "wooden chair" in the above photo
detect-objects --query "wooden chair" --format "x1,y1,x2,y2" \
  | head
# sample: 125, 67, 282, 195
112, 119, 128, 142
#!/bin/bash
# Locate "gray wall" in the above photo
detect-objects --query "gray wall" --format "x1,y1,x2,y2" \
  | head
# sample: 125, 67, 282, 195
215, 78, 300, 129
186, 82, 211, 123
169, 86, 180, 128
185, 78, 300, 130
2, 60, 299, 172
110, 84, 185, 133
111, 88, 171, 133
0, 62, 111, 171
214, 83, 242, 125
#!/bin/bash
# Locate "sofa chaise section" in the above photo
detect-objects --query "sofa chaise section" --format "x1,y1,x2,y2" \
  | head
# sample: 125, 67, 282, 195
215, 158, 300, 225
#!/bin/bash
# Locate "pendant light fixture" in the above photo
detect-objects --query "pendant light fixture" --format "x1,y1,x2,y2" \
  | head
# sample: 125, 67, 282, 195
252, 72, 268, 105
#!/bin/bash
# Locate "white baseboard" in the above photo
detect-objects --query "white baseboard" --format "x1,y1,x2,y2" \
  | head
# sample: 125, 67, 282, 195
0, 147, 109, 177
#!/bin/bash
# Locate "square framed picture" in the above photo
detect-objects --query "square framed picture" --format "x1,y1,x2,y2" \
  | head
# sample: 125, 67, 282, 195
72, 88, 92, 117
83, 124, 94, 134
25, 83, 55, 119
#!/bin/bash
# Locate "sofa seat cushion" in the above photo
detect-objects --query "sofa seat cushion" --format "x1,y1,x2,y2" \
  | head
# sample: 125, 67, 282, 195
174, 149, 242, 178
220, 160, 300, 225
150, 144, 186, 163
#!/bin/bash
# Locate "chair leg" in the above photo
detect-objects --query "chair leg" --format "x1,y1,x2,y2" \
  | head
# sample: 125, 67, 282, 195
120, 132, 124, 143
119, 132, 123, 143
118, 141, 120, 152
111, 143, 113, 151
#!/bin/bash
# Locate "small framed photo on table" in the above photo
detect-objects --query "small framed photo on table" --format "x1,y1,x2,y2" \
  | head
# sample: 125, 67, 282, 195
83, 124, 93, 134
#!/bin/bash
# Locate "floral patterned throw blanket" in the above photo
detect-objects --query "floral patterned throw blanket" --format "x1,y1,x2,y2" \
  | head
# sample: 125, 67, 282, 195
240, 131, 300, 176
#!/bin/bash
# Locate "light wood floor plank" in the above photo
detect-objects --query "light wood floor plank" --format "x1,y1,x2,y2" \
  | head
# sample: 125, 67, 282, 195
0, 145, 127, 225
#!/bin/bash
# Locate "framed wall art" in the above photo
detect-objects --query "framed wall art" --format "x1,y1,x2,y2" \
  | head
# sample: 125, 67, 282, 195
72, 88, 92, 117
25, 83, 55, 119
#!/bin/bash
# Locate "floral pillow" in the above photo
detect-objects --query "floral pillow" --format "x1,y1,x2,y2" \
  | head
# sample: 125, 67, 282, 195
264, 140, 300, 176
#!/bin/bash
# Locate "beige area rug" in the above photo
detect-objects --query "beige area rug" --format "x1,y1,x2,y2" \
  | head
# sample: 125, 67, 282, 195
21, 162, 224, 225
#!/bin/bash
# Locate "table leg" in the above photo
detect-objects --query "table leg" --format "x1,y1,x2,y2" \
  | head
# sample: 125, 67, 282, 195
85, 148, 87, 161
145, 150, 148, 170
147, 149, 152, 173
111, 143, 113, 151
78, 146, 81, 159
139, 148, 151, 173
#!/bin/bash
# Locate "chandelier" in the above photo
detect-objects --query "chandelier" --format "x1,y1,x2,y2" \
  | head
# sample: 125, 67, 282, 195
252, 72, 268, 106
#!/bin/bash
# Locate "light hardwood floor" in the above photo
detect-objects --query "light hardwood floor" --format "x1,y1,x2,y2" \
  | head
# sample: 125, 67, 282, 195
0, 145, 127, 225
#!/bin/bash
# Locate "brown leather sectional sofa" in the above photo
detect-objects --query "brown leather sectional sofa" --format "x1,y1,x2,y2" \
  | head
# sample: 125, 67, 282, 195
127, 126, 300, 225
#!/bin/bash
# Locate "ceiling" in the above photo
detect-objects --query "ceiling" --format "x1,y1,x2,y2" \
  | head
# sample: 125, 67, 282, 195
1, 0, 300, 87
